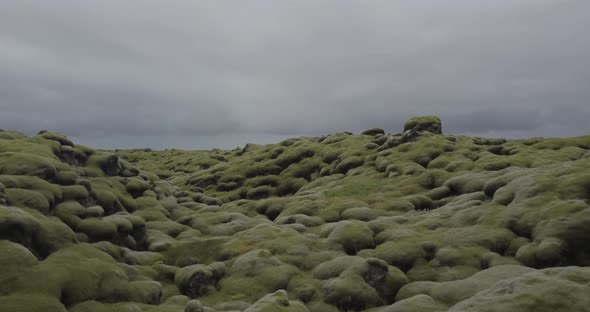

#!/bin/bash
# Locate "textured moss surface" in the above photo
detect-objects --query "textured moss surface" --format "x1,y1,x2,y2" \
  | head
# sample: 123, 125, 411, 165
1, 119, 590, 311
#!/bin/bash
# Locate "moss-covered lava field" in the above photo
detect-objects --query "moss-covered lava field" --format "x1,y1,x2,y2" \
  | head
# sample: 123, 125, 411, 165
1, 116, 589, 311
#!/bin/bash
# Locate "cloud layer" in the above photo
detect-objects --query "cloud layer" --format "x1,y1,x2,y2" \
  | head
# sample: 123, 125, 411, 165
1, 1, 589, 149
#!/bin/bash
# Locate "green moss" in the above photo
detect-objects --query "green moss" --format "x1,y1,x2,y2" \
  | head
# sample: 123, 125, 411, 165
0, 130, 27, 140
55, 170, 79, 185
396, 265, 534, 305
61, 185, 89, 201
276, 178, 307, 196
3, 124, 590, 311
146, 221, 188, 238
335, 156, 364, 174
248, 175, 280, 188
0, 240, 39, 295
219, 174, 247, 185
125, 177, 151, 198
117, 280, 162, 304
0, 294, 67, 312
85, 153, 120, 175
324, 178, 381, 198
85, 205, 105, 218
376, 294, 447, 312
174, 263, 225, 298
341, 207, 378, 221
0, 152, 57, 179
241, 290, 310, 312
8, 244, 130, 306
327, 221, 375, 255
5, 188, 50, 213
530, 135, 590, 150
54, 200, 85, 228
0, 175, 63, 207
218, 249, 300, 302
37, 131, 74, 146
314, 257, 408, 310
282, 158, 322, 180
76, 218, 118, 241
274, 148, 315, 169
322, 274, 381, 310
373, 241, 427, 272
188, 173, 220, 188
191, 192, 222, 206
403, 116, 442, 134
246, 185, 274, 200
89, 177, 137, 214
90, 186, 125, 214
0, 206, 39, 250
444, 172, 497, 195
244, 164, 282, 178
362, 128, 385, 136
68, 301, 143, 312
134, 196, 170, 221
163, 237, 229, 265
448, 266, 590, 312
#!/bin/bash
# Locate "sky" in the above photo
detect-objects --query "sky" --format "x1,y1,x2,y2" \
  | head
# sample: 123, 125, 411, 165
1, 0, 589, 150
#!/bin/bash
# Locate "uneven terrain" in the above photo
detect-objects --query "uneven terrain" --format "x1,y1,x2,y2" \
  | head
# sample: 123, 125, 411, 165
1, 116, 589, 312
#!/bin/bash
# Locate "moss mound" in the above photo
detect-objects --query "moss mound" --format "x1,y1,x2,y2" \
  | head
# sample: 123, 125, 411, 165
1, 117, 590, 311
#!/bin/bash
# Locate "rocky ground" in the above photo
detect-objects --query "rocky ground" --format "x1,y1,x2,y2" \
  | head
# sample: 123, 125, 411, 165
1, 116, 589, 312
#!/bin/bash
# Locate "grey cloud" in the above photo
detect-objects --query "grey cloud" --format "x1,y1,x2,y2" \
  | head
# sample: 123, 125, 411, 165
0, 0, 589, 149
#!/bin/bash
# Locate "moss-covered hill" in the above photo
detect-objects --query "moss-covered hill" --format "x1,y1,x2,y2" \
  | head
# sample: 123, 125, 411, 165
1, 116, 590, 312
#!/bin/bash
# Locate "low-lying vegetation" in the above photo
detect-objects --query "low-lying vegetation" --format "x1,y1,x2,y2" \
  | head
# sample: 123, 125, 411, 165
1, 116, 589, 311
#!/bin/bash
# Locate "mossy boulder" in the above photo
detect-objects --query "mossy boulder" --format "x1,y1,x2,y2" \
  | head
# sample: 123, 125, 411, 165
85, 154, 122, 176
335, 157, 365, 174
219, 249, 300, 300
55, 171, 79, 185
174, 262, 226, 298
315, 256, 408, 310
117, 280, 162, 304
362, 128, 386, 136
373, 294, 447, 312
76, 218, 120, 241
0, 240, 39, 294
0, 175, 63, 207
0, 294, 67, 312
0, 205, 76, 257
5, 188, 51, 213
0, 152, 57, 179
125, 178, 151, 198
8, 244, 129, 306
448, 266, 590, 312
38, 131, 74, 147
61, 185, 89, 201
54, 200, 86, 228
89, 178, 136, 214
243, 290, 309, 312
403, 116, 442, 134
327, 221, 375, 255
396, 265, 534, 305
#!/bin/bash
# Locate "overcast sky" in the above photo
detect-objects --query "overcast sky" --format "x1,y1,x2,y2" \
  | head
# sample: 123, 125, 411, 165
1, 1, 589, 149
